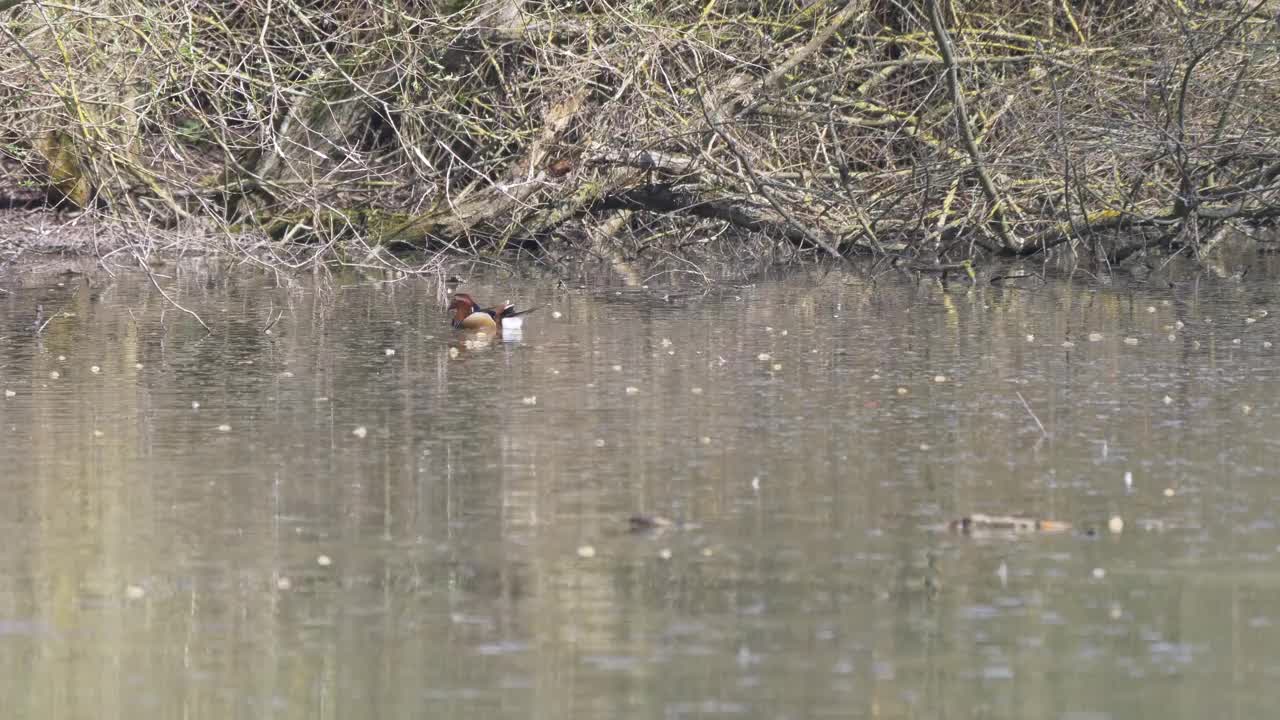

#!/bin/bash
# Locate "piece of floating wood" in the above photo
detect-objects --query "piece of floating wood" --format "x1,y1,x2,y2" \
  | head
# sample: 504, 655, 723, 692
628, 515, 675, 532
949, 514, 1072, 534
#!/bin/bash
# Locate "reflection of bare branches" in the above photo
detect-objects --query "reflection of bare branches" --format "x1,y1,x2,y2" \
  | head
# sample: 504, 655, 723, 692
135, 254, 210, 333
1015, 391, 1048, 439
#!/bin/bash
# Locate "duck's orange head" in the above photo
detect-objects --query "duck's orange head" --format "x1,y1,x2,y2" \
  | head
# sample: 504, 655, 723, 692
448, 293, 477, 320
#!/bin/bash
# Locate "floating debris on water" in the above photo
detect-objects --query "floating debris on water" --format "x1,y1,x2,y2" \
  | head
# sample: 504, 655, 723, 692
612, 364, 623, 372
317, 555, 332, 567
552, 311, 562, 319
522, 396, 537, 405
93, 430, 104, 438
352, 426, 368, 439
771, 363, 783, 371
661, 338, 672, 348
192, 401, 200, 410
1163, 487, 1176, 497
896, 387, 909, 395
125, 585, 146, 600
700, 436, 712, 445
757, 353, 772, 362
1163, 395, 1173, 405
576, 545, 596, 558
594, 438, 606, 448
448, 347, 459, 358
276, 577, 291, 590
49, 371, 59, 379
629, 515, 674, 532
90, 365, 100, 374
4, 390, 15, 398
934, 375, 947, 383
217, 424, 231, 432
690, 387, 704, 395
1062, 341, 1075, 348
1146, 306, 1156, 313
949, 514, 1072, 535
1109, 515, 1125, 533
658, 548, 672, 560
1241, 404, 1253, 415
1025, 334, 1035, 342
1124, 337, 1139, 345
1088, 332, 1104, 342
384, 348, 395, 356
625, 386, 640, 394
1124, 471, 1133, 491
1092, 567, 1106, 580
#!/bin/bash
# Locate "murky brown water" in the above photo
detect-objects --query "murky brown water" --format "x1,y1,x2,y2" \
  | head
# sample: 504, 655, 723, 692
2, 261, 1280, 719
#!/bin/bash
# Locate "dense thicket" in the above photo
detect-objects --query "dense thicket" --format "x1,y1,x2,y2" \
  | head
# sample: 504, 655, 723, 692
2, 0, 1278, 269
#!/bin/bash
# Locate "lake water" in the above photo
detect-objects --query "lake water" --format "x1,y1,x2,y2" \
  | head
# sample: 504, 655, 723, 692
2, 260, 1280, 719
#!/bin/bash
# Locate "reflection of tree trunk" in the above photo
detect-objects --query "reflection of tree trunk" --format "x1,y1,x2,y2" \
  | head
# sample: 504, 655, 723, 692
587, 212, 643, 287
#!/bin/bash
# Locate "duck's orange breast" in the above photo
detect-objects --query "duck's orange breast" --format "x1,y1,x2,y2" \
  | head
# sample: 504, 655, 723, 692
459, 311, 498, 330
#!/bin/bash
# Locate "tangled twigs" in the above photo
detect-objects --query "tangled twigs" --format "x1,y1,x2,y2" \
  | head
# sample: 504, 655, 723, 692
925, 0, 1019, 253
0, 0, 1276, 268
699, 86, 847, 263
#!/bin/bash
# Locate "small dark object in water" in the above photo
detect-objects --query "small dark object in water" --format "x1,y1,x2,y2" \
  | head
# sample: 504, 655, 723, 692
629, 514, 674, 532
949, 514, 1071, 535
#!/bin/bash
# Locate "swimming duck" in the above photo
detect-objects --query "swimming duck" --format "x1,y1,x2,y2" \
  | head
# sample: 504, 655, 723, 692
448, 292, 535, 331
